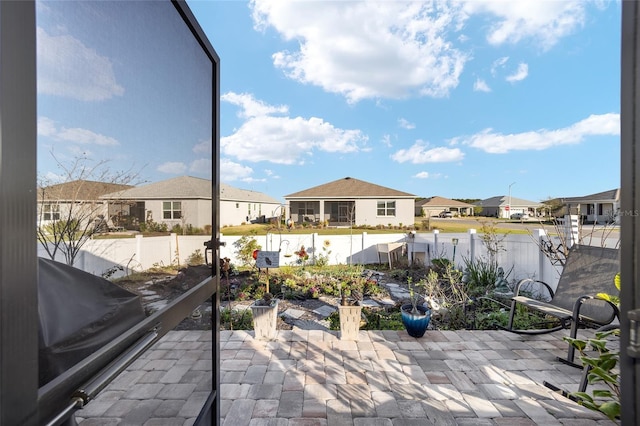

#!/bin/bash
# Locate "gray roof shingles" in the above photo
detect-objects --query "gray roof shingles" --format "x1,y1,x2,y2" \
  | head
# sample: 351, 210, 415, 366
101, 176, 280, 204
284, 177, 415, 198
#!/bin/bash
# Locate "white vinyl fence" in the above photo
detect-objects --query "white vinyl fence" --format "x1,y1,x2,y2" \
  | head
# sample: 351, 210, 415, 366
37, 227, 619, 293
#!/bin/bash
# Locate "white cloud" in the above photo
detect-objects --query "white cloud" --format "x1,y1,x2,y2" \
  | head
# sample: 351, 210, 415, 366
37, 27, 124, 101
42, 171, 64, 184
381, 134, 393, 148
157, 162, 187, 174
491, 56, 509, 76
473, 78, 491, 92
391, 141, 464, 164
57, 127, 119, 146
398, 118, 416, 130
461, 113, 620, 154
463, 0, 588, 50
221, 92, 368, 164
506, 63, 529, 82
221, 159, 254, 182
190, 159, 212, 176
193, 139, 212, 154
252, 0, 469, 103
414, 172, 430, 179
222, 92, 288, 118
38, 116, 119, 146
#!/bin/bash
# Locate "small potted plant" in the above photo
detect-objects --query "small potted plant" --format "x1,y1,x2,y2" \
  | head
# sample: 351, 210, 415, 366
401, 277, 431, 338
338, 280, 363, 340
250, 292, 278, 340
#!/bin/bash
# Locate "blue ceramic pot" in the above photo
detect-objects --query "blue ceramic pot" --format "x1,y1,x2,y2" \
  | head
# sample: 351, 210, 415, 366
401, 304, 431, 338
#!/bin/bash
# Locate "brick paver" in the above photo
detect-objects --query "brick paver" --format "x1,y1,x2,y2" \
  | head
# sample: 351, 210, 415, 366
75, 329, 618, 425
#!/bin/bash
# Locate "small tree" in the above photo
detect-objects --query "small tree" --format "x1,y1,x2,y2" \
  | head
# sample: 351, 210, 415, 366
232, 233, 261, 267
37, 153, 139, 266
476, 220, 508, 264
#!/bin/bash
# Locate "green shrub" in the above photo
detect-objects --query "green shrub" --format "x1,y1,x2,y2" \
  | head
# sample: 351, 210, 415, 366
220, 308, 253, 330
233, 234, 261, 267
185, 249, 205, 266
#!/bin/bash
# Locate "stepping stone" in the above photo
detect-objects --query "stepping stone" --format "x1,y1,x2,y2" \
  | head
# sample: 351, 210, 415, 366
386, 283, 400, 288
282, 308, 306, 319
221, 304, 250, 311
360, 299, 380, 307
313, 305, 337, 318
292, 319, 330, 330
377, 298, 396, 306
390, 290, 410, 299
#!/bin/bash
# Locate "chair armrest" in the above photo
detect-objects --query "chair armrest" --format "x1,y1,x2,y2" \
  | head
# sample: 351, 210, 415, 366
513, 278, 555, 300
572, 295, 621, 326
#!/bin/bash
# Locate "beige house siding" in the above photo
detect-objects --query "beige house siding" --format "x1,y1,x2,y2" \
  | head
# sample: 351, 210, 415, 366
357, 198, 415, 227
220, 199, 282, 227
285, 177, 415, 227
102, 176, 281, 230
561, 189, 620, 224
143, 199, 211, 229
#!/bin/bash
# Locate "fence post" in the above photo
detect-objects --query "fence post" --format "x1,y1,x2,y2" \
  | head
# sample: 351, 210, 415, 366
564, 214, 579, 247
468, 228, 477, 264
361, 232, 367, 265
169, 233, 177, 266
135, 234, 143, 271
433, 229, 439, 257
534, 228, 546, 282
312, 233, 318, 265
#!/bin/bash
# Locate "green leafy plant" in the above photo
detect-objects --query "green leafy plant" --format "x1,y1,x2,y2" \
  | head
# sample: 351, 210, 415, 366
462, 257, 513, 297
220, 307, 253, 330
185, 249, 205, 266
406, 277, 424, 315
314, 239, 332, 267
564, 330, 620, 422
232, 234, 261, 267
597, 272, 621, 308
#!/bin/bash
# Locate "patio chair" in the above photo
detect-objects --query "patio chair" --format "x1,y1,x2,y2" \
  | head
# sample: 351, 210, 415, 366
504, 245, 620, 366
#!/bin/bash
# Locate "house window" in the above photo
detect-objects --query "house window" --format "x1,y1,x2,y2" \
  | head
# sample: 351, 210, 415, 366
236, 203, 239, 208
163, 201, 182, 219
43, 204, 60, 221
377, 201, 396, 216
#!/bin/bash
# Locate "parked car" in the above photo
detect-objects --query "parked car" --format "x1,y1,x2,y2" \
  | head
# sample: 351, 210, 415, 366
510, 212, 530, 220
438, 211, 453, 218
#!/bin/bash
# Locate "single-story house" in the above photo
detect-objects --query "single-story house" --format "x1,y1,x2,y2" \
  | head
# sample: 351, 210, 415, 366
220, 182, 282, 227
476, 195, 544, 219
37, 180, 134, 229
415, 196, 475, 217
284, 177, 415, 227
560, 189, 620, 224
101, 176, 281, 229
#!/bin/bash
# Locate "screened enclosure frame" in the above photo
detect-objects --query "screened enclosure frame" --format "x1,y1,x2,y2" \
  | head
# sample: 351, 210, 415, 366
0, 1, 221, 425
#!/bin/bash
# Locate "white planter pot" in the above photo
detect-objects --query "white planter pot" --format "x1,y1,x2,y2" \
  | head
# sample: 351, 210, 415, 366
250, 300, 278, 340
338, 305, 363, 341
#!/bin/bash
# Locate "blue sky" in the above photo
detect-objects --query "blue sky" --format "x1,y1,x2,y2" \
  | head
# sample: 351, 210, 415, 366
190, 0, 621, 203
36, 1, 622, 204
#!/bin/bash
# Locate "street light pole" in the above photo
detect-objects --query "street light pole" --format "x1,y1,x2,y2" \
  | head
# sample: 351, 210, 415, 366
508, 182, 516, 218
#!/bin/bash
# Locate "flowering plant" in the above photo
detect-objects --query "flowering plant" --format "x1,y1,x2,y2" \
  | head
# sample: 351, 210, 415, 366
294, 245, 308, 260
294, 245, 309, 267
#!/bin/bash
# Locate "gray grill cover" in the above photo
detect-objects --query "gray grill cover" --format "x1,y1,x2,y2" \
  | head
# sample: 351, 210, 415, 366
38, 258, 145, 386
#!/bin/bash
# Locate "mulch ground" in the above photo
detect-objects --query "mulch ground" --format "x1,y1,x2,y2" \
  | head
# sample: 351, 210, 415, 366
116, 265, 373, 331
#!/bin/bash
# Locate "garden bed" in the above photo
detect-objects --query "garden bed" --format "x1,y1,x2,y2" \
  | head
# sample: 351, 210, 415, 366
114, 259, 554, 333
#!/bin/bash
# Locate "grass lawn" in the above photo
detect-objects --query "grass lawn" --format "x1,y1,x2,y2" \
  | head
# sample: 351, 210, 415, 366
220, 216, 532, 236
